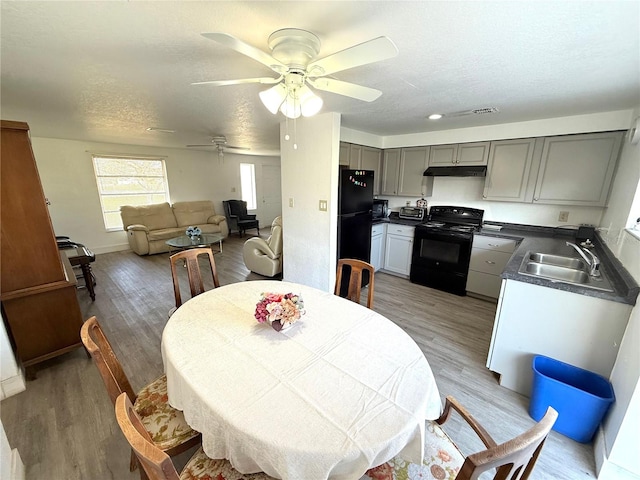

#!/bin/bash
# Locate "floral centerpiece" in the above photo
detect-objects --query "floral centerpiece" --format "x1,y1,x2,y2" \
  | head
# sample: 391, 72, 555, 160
185, 226, 202, 240
255, 292, 305, 332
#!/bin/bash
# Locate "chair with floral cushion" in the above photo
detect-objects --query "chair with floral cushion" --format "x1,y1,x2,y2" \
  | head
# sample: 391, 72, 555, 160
80, 316, 201, 478
363, 395, 558, 480
114, 392, 276, 480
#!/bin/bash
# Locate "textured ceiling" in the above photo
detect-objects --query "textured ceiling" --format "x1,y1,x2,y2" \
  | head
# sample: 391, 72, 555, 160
1, 1, 639, 155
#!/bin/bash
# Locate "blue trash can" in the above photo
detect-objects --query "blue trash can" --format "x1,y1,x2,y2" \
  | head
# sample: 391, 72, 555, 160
529, 355, 615, 443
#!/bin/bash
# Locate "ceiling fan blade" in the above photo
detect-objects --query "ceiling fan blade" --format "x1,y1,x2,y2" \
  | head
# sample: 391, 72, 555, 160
191, 76, 281, 86
201, 33, 288, 74
186, 144, 218, 147
225, 145, 251, 151
308, 78, 382, 102
307, 36, 398, 77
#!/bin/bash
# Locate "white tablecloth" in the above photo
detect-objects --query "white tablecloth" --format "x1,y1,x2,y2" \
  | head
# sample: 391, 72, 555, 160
161, 280, 441, 480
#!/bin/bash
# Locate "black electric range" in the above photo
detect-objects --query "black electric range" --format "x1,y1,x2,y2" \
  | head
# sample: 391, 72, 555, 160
410, 206, 484, 295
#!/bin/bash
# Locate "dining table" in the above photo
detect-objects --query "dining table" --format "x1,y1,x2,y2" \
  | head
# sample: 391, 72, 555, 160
161, 280, 442, 480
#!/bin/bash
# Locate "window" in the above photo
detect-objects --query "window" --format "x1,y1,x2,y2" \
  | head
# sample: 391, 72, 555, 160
92, 155, 170, 230
240, 163, 257, 210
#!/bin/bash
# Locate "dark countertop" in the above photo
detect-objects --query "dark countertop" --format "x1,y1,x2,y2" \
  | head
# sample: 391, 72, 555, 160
371, 217, 638, 305
477, 222, 638, 306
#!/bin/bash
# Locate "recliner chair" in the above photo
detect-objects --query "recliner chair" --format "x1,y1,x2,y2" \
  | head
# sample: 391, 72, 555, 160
242, 216, 282, 277
223, 200, 259, 237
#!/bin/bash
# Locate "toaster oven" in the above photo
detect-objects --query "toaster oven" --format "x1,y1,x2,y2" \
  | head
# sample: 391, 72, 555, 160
398, 206, 426, 221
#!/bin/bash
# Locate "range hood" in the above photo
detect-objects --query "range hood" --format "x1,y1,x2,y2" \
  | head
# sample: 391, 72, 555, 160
423, 166, 487, 177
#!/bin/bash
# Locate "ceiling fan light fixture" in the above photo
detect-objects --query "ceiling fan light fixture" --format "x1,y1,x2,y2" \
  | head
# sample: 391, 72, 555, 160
259, 83, 288, 114
299, 85, 323, 117
280, 92, 301, 119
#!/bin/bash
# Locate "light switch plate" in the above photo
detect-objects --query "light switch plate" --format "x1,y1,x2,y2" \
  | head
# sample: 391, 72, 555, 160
319, 200, 328, 211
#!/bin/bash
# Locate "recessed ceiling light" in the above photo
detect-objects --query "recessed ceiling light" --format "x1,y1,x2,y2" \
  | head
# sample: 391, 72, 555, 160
146, 127, 175, 133
428, 114, 443, 120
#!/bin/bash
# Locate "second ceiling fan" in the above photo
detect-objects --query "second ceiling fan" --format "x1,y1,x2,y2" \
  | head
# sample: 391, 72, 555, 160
193, 28, 399, 118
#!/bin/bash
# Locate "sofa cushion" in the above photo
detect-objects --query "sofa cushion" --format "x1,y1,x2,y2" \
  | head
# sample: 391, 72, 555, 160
120, 202, 177, 231
173, 201, 217, 227
147, 227, 187, 242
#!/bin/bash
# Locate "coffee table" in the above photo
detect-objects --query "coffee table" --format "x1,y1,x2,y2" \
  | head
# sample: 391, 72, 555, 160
166, 233, 225, 254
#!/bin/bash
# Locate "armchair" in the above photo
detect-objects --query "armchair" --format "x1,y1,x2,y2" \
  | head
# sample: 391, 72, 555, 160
223, 200, 260, 237
242, 216, 282, 277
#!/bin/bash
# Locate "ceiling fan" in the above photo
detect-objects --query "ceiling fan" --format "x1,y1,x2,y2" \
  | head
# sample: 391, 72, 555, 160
192, 29, 399, 118
186, 135, 250, 159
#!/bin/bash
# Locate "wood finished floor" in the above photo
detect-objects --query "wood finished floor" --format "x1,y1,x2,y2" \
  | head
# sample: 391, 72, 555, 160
1, 233, 596, 479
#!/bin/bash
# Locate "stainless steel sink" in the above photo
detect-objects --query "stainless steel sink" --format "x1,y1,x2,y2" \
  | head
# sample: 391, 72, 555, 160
518, 251, 614, 292
528, 253, 586, 270
524, 262, 590, 284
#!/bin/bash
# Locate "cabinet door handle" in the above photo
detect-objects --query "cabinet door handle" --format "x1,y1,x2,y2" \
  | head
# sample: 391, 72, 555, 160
486, 260, 496, 265
488, 243, 499, 247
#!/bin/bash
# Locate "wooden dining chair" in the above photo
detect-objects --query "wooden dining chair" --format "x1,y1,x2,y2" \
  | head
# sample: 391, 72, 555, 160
363, 395, 558, 480
169, 247, 220, 315
80, 316, 200, 478
334, 258, 375, 309
114, 392, 276, 480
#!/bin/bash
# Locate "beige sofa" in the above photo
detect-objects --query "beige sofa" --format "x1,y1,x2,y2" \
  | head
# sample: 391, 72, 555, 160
120, 201, 229, 255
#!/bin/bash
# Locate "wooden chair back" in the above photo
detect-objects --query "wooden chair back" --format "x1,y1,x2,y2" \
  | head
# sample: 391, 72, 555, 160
438, 396, 558, 480
169, 247, 220, 309
80, 316, 136, 405
334, 258, 375, 309
114, 392, 181, 480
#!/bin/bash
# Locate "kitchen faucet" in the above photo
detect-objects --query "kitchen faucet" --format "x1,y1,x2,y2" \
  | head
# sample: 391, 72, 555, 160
566, 242, 601, 277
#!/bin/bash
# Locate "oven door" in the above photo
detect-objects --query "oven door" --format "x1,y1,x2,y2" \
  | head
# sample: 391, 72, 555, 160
409, 227, 473, 295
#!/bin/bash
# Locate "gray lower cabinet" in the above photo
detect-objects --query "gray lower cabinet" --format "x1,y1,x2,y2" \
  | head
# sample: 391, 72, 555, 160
466, 235, 517, 299
370, 223, 386, 272
483, 131, 623, 207
383, 224, 414, 276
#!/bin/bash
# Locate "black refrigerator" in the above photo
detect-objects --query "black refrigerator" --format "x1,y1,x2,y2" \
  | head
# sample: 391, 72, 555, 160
337, 169, 374, 264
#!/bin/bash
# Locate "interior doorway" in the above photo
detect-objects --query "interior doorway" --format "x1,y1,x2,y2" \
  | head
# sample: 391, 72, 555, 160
259, 164, 282, 227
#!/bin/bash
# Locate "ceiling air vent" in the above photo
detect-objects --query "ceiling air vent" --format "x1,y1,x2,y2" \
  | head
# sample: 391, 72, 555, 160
471, 107, 499, 115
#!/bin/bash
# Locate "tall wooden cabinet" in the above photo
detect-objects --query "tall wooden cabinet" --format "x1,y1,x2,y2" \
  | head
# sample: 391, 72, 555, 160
1, 120, 84, 368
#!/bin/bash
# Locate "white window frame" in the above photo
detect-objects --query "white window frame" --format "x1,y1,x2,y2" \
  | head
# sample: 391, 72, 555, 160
92, 154, 170, 231
240, 163, 257, 210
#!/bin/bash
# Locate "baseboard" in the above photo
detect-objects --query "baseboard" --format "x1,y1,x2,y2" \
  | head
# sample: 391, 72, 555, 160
11, 447, 25, 480
90, 243, 130, 255
0, 373, 26, 400
594, 426, 640, 479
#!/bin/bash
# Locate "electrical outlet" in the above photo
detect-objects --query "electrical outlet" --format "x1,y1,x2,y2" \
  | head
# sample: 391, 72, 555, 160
319, 200, 328, 212
558, 211, 569, 222
289, 198, 294, 208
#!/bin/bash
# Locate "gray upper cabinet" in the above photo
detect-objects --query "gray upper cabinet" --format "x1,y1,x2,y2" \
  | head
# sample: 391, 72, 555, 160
457, 142, 490, 165
360, 147, 381, 196
398, 146, 430, 196
339, 142, 350, 166
429, 142, 489, 166
347, 144, 362, 169
381, 149, 401, 195
483, 138, 540, 202
533, 132, 623, 206
382, 147, 433, 197
341, 143, 381, 195
429, 144, 457, 166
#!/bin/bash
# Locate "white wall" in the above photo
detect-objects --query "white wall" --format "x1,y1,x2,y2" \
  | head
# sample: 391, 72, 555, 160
0, 314, 25, 400
593, 107, 640, 480
280, 112, 340, 291
31, 137, 280, 253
